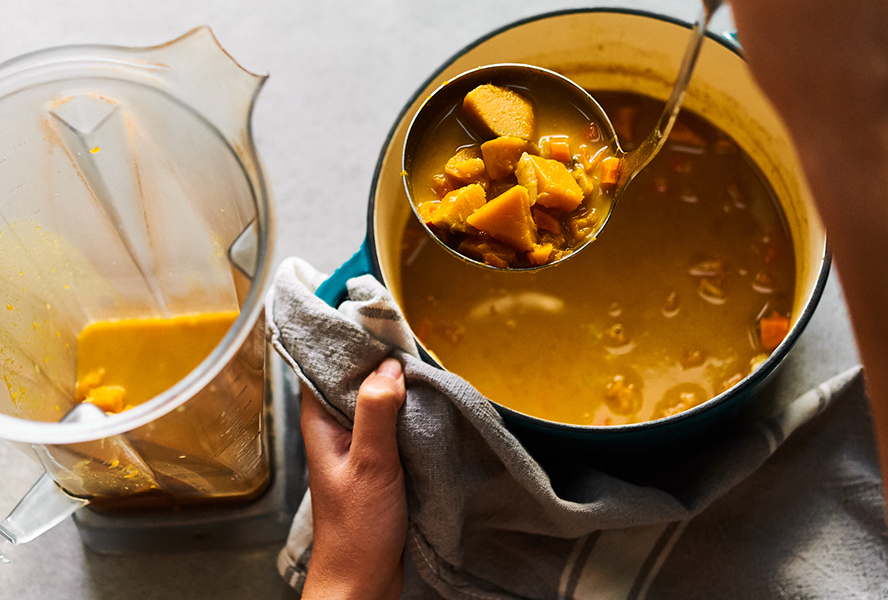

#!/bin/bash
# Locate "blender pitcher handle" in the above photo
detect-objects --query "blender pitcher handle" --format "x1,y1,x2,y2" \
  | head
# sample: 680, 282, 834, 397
315, 238, 375, 307
0, 473, 89, 563
0, 402, 110, 562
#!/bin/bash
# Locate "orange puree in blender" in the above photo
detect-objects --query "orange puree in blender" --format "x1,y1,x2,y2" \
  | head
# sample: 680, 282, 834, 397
75, 311, 239, 413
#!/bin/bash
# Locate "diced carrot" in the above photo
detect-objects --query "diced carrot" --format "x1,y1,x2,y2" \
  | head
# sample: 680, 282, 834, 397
759, 312, 791, 351
465, 184, 537, 252
668, 122, 706, 147
599, 156, 623, 190
540, 135, 571, 163
462, 84, 536, 140
763, 245, 781, 264
415, 318, 432, 342
714, 136, 738, 154
611, 106, 638, 146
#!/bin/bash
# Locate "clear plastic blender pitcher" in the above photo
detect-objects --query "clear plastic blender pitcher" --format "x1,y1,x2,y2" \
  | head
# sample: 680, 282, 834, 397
0, 27, 274, 558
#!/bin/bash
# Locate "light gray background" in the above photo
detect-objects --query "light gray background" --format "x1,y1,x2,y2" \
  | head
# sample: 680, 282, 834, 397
0, 1, 864, 599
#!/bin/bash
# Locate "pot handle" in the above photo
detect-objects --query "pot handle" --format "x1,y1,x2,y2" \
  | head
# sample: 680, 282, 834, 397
720, 29, 739, 50
315, 238, 374, 307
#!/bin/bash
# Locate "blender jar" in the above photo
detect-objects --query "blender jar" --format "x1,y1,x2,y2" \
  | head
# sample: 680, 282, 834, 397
0, 26, 274, 529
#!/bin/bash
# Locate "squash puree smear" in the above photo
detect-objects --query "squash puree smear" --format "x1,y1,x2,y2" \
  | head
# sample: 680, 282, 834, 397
75, 311, 238, 414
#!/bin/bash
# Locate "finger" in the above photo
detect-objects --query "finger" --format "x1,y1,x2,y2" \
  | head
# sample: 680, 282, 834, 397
300, 384, 352, 469
350, 358, 405, 470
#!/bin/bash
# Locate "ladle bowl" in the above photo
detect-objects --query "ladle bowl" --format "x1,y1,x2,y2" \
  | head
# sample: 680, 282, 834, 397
400, 0, 721, 271
401, 63, 620, 271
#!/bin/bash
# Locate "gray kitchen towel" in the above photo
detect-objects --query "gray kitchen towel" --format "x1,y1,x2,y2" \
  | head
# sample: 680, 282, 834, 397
269, 257, 864, 600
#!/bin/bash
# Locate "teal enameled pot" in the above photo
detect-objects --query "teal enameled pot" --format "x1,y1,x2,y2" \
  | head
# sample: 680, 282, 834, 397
315, 9, 829, 463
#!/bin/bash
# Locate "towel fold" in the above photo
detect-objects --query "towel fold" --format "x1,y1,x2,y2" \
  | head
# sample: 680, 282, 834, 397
269, 257, 864, 600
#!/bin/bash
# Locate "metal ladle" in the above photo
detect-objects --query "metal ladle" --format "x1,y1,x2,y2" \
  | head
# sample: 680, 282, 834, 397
402, 0, 724, 271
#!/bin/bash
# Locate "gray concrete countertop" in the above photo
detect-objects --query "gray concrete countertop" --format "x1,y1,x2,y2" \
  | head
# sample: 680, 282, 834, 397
0, 1, 866, 598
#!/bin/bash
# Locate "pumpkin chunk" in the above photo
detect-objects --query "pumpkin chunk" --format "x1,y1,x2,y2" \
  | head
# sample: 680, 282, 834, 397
527, 243, 553, 266
406, 76, 624, 268
430, 183, 487, 234
463, 84, 536, 141
465, 185, 537, 252
84, 385, 127, 414
599, 156, 623, 190
481, 136, 531, 180
515, 153, 584, 211
759, 312, 791, 351
431, 173, 455, 198
416, 200, 440, 224
444, 146, 489, 188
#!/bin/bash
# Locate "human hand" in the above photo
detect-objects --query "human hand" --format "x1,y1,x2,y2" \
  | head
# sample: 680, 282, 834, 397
300, 357, 408, 600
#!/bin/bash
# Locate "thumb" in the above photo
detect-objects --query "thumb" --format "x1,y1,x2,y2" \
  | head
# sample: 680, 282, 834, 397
350, 358, 405, 470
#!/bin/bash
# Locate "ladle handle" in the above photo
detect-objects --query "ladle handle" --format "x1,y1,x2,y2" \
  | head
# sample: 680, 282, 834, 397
618, 0, 724, 191
315, 238, 375, 308
0, 473, 90, 563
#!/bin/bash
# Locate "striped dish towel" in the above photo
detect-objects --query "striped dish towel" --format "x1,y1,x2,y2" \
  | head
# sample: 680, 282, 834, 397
268, 257, 865, 600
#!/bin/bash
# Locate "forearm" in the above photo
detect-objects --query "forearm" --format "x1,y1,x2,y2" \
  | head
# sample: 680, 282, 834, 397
731, 0, 888, 500
800, 140, 888, 504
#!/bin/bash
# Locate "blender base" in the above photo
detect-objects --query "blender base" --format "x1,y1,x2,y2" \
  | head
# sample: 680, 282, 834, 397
72, 350, 307, 555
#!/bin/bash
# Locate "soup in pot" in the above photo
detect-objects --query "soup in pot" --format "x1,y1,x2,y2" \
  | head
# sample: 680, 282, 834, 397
397, 91, 796, 426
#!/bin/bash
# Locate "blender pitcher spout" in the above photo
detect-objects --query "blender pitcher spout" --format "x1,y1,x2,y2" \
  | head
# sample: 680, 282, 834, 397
141, 26, 270, 194
138, 26, 274, 310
